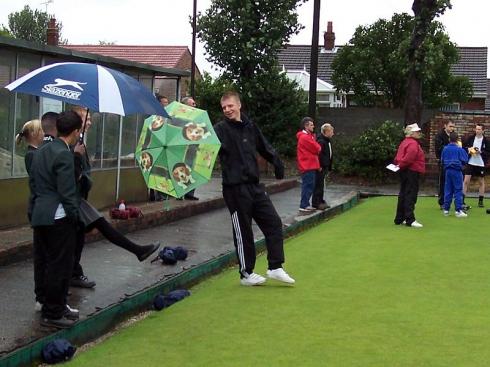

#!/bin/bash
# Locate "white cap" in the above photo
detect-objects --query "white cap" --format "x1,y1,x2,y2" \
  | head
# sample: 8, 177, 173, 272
406, 123, 421, 132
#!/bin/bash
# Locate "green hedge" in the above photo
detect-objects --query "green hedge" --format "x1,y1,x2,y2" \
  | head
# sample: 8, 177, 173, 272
333, 120, 404, 181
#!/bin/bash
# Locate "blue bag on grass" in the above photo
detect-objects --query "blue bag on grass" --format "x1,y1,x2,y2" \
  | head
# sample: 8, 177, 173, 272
154, 289, 191, 310
42, 338, 76, 364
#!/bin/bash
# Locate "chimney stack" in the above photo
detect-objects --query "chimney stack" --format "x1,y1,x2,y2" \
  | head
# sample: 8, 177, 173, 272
46, 18, 59, 46
323, 21, 335, 51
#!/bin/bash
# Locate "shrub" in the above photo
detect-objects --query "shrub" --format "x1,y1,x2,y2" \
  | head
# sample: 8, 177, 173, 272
333, 120, 404, 181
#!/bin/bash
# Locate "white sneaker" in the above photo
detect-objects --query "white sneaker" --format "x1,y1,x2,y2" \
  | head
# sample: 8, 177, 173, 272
66, 304, 79, 313
455, 210, 468, 218
266, 268, 295, 284
443, 210, 449, 216
410, 220, 423, 228
36, 302, 79, 313
240, 273, 266, 286
35, 301, 42, 312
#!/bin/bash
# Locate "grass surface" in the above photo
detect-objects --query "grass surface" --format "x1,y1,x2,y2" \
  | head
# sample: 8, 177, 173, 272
67, 197, 490, 367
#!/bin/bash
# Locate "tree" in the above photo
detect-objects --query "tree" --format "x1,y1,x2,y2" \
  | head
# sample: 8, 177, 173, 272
5, 5, 65, 44
0, 27, 12, 38
197, 0, 306, 81
196, 0, 309, 157
404, 0, 452, 125
331, 10, 471, 110
240, 72, 308, 156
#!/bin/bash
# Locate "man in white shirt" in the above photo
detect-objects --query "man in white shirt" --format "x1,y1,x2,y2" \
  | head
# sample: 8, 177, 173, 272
463, 123, 489, 208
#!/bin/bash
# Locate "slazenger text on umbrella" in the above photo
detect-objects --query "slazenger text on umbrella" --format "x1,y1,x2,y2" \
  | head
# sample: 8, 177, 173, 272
41, 78, 87, 100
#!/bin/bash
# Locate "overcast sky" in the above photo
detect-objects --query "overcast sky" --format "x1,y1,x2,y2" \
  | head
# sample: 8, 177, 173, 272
0, 0, 488, 74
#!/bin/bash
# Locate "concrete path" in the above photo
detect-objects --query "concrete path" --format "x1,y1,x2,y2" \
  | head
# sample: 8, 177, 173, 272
0, 182, 358, 356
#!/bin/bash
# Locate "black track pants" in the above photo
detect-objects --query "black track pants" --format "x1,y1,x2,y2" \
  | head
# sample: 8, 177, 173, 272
222, 183, 285, 278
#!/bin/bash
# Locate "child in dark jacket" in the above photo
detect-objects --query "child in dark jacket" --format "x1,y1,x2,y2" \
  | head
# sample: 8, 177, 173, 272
441, 132, 468, 217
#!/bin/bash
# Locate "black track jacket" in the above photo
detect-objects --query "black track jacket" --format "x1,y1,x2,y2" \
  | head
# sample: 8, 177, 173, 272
214, 114, 284, 186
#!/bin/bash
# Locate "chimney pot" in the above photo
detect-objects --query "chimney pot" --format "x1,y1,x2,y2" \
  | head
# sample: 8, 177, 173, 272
323, 21, 335, 51
46, 17, 59, 46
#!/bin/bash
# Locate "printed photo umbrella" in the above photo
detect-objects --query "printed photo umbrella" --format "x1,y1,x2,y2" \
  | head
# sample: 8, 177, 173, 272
135, 101, 221, 198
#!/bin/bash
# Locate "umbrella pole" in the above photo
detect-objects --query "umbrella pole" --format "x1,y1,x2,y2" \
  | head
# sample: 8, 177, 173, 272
79, 108, 89, 143
115, 115, 123, 201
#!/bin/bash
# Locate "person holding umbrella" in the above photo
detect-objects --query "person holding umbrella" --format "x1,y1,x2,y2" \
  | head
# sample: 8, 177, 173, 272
71, 107, 159, 289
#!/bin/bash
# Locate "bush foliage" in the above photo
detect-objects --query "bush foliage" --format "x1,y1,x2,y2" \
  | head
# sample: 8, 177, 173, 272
333, 120, 404, 181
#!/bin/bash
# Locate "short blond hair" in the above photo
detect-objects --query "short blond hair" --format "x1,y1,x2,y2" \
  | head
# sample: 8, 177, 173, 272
321, 123, 334, 134
15, 119, 43, 146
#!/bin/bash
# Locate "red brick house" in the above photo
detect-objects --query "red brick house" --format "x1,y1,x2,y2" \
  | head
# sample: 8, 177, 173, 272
63, 45, 201, 100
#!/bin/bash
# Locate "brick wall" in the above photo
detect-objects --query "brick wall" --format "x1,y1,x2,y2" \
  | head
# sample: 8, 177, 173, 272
460, 98, 485, 111
427, 111, 490, 177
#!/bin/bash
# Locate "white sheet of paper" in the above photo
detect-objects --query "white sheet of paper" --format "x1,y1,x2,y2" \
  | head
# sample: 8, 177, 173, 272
386, 164, 400, 172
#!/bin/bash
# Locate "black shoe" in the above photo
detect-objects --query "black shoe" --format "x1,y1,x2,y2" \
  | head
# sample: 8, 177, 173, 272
184, 195, 199, 201
70, 275, 96, 288
478, 201, 484, 208
41, 315, 77, 329
64, 305, 79, 320
462, 204, 471, 211
137, 242, 161, 262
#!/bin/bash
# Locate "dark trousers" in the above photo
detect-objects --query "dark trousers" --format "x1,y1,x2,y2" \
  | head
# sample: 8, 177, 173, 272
438, 163, 445, 206
444, 168, 463, 211
34, 218, 76, 319
223, 183, 285, 278
72, 226, 85, 278
300, 170, 316, 209
33, 229, 47, 303
394, 169, 420, 225
312, 168, 328, 207
86, 217, 145, 257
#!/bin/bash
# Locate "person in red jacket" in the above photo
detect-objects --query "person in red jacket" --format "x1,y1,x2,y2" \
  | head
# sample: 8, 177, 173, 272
393, 123, 426, 228
297, 117, 321, 213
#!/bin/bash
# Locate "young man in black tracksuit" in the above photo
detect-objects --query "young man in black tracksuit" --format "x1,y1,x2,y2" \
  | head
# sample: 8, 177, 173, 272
214, 91, 295, 286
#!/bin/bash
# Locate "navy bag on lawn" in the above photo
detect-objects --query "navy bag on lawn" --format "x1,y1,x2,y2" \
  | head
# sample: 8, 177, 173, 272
42, 338, 76, 364
153, 289, 191, 310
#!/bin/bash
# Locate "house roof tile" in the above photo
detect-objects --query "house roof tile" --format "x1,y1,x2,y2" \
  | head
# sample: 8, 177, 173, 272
486, 79, 490, 110
63, 45, 190, 70
278, 45, 488, 98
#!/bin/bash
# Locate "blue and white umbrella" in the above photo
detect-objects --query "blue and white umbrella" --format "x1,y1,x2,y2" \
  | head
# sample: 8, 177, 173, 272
5, 62, 168, 117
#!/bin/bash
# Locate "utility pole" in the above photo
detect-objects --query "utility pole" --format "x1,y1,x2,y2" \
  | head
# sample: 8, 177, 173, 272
190, 0, 197, 99
308, 0, 321, 119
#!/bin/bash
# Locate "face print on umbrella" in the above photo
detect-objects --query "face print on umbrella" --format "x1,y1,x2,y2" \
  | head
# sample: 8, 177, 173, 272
151, 115, 167, 131
140, 152, 153, 172
182, 122, 211, 141
171, 162, 196, 190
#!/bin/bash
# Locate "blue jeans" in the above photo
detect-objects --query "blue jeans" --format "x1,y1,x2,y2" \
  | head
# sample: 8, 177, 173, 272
300, 170, 316, 209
